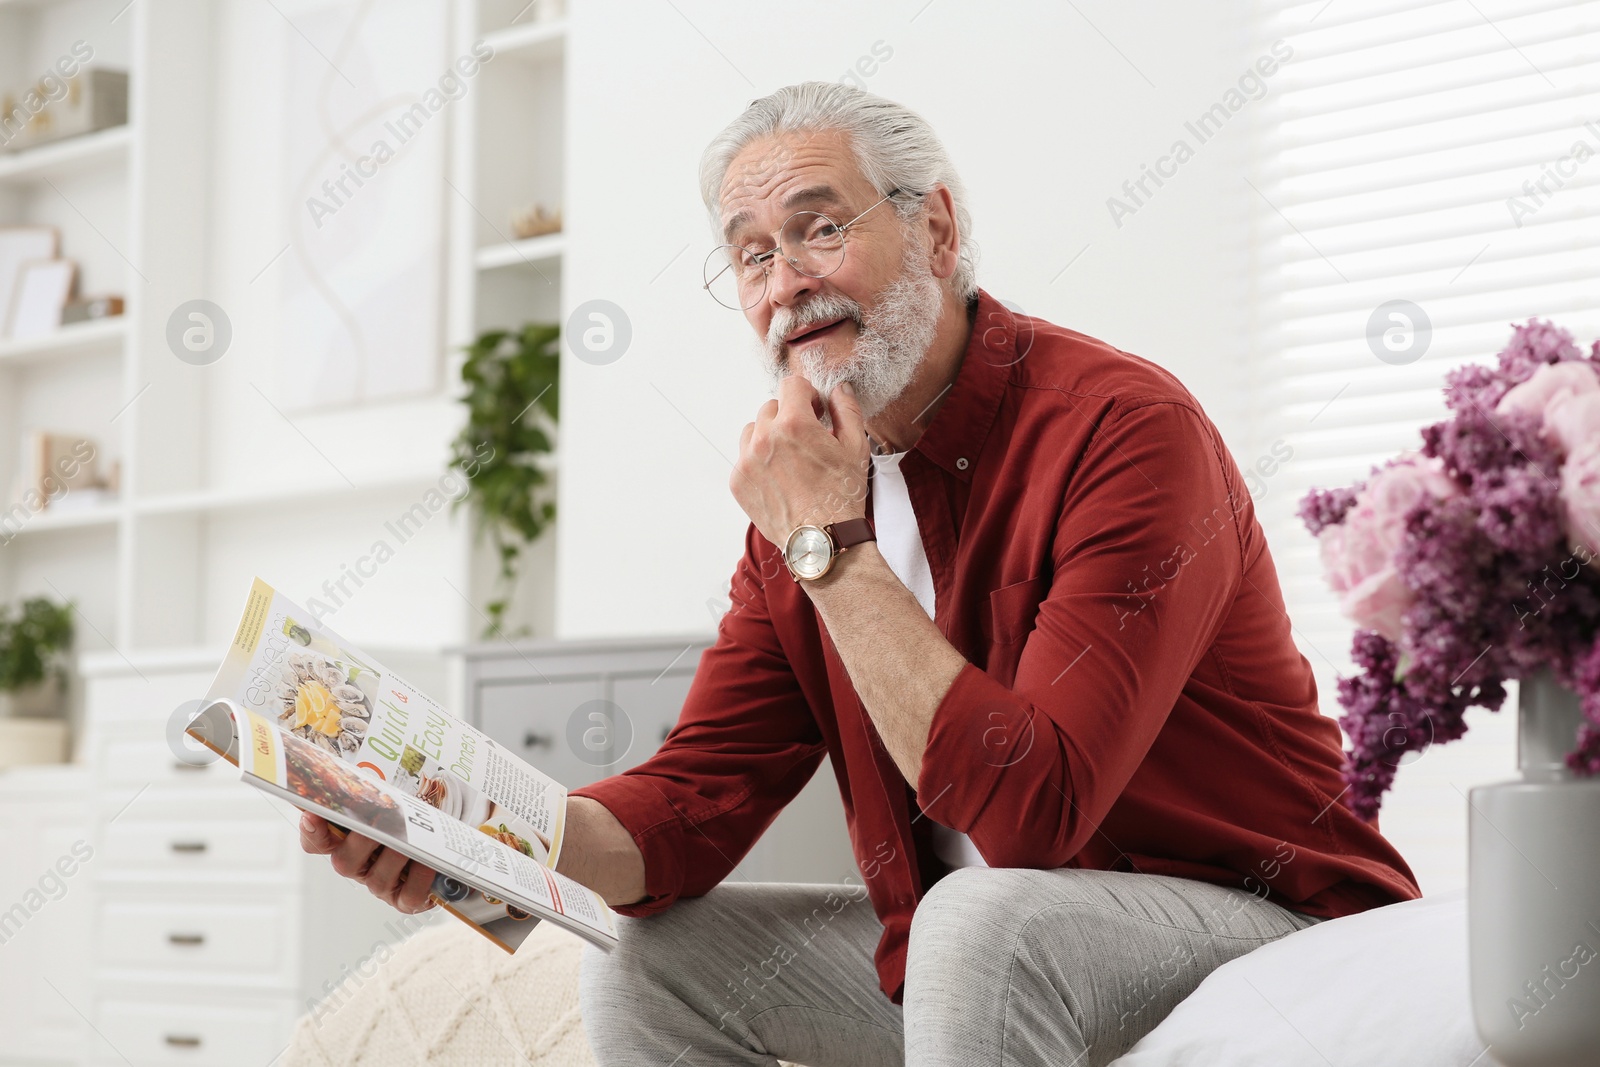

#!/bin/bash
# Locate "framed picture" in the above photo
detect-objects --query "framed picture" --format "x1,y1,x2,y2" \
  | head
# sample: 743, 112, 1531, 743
7, 259, 78, 340
0, 227, 59, 338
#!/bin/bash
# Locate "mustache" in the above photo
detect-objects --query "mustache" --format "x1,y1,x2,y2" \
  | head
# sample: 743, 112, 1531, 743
765, 293, 863, 354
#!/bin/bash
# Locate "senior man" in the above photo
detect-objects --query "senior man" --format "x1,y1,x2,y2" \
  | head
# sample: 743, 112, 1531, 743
304, 82, 1419, 1066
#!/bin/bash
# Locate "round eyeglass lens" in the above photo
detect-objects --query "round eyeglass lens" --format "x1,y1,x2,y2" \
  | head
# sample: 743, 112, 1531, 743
780, 211, 846, 278
703, 244, 765, 310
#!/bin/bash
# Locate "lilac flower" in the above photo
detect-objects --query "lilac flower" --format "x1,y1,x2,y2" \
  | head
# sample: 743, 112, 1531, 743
1496, 319, 1584, 385
1299, 484, 1363, 536
1302, 320, 1600, 819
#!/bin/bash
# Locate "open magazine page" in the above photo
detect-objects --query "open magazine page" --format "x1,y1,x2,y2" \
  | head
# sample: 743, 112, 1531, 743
205, 577, 567, 867
197, 700, 618, 952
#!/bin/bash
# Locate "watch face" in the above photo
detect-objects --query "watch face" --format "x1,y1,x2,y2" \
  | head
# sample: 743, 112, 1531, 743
785, 526, 833, 580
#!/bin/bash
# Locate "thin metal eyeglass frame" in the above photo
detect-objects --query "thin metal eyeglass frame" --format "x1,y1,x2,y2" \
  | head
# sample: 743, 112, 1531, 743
704, 187, 921, 309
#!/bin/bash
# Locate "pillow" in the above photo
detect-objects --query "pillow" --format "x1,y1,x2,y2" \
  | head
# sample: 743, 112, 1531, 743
1112, 891, 1487, 1067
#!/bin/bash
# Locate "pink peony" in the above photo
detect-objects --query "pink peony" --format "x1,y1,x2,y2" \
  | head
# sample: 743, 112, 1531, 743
1318, 455, 1459, 640
1560, 439, 1600, 563
1546, 391, 1600, 458
1496, 361, 1600, 452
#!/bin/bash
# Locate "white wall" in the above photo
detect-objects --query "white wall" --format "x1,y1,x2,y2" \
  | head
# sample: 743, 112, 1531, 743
195, 0, 474, 652
559, 0, 1261, 638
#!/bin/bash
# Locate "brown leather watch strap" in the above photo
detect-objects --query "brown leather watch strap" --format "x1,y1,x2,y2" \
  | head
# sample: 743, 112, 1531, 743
826, 517, 876, 550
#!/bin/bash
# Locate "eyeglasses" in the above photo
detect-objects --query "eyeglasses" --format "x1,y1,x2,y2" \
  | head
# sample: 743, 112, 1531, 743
703, 188, 921, 310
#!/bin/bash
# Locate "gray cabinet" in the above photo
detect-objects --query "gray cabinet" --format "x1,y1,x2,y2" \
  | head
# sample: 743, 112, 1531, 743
455, 636, 856, 884
478, 677, 605, 788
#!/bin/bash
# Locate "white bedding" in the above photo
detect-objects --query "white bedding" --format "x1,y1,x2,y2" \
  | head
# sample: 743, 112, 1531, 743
1113, 891, 1487, 1066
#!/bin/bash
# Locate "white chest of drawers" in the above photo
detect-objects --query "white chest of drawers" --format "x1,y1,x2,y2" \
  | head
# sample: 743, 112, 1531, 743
0, 764, 93, 1067
73, 651, 416, 1067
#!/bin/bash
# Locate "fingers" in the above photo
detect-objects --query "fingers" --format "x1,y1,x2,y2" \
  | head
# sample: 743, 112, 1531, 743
827, 381, 867, 447
327, 828, 383, 880
299, 812, 340, 855
365, 844, 411, 904
775, 373, 819, 422
395, 862, 440, 915
302, 812, 437, 917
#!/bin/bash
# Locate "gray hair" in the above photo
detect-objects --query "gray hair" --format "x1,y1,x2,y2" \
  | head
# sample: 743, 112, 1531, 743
699, 81, 977, 300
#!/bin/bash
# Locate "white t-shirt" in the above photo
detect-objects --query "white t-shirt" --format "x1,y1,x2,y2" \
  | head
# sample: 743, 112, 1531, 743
870, 447, 988, 870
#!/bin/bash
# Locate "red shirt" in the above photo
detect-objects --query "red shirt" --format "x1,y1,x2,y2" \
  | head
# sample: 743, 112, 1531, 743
572, 288, 1420, 1003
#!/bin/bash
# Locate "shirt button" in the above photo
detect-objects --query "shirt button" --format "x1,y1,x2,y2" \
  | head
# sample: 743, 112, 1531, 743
956, 457, 969, 471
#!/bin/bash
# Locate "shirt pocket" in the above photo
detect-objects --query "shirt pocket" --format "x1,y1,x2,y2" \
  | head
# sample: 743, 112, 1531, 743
981, 574, 1050, 646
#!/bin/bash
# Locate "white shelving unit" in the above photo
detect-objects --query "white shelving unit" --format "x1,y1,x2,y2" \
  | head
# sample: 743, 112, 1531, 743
98, 0, 572, 659
0, 5, 214, 1062
449, 0, 568, 641
0, 1, 574, 1063
0, 0, 185, 688
0, 0, 570, 664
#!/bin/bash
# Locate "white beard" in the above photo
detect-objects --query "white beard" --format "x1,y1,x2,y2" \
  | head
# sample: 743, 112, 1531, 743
759, 243, 944, 420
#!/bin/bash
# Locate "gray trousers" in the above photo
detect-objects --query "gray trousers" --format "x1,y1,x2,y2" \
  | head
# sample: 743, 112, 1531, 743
579, 866, 1321, 1066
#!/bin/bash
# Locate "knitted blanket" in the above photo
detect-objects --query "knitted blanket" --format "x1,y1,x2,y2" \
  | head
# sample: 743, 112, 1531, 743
282, 918, 805, 1066
283, 918, 596, 1066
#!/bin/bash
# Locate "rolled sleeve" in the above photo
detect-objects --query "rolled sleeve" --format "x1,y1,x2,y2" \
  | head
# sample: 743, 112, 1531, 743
570, 523, 825, 914
568, 773, 692, 916
915, 401, 1245, 868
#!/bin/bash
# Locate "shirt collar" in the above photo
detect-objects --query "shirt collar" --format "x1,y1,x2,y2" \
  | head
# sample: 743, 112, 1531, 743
910, 288, 1015, 484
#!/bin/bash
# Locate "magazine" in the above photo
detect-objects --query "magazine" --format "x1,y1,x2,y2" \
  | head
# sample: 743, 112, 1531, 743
185, 577, 618, 954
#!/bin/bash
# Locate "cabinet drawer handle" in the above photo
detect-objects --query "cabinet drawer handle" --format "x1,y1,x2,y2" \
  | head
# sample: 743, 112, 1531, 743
172, 760, 207, 772
170, 840, 208, 854
522, 731, 552, 750
164, 1034, 202, 1048
168, 932, 205, 946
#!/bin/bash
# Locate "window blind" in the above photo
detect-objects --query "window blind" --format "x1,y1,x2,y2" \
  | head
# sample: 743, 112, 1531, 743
1248, 0, 1600, 703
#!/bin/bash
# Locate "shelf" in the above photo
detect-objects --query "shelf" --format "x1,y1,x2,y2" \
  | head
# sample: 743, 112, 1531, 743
475, 232, 565, 272
78, 646, 226, 677
482, 19, 566, 64
137, 452, 559, 518
79, 641, 450, 678
0, 125, 134, 185
0, 317, 126, 367
0, 502, 121, 537
137, 471, 461, 518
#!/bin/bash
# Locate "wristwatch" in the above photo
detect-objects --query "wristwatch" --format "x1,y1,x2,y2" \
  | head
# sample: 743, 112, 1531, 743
783, 518, 875, 582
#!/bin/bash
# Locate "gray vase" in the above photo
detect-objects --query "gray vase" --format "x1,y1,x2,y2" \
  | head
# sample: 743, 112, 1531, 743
1468, 669, 1600, 1065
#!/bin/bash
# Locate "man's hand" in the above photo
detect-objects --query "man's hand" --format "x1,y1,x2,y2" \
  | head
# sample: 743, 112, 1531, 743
299, 812, 438, 915
732, 376, 872, 549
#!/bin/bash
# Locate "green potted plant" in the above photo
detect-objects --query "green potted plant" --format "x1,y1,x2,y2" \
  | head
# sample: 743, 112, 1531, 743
0, 596, 75, 718
450, 323, 560, 640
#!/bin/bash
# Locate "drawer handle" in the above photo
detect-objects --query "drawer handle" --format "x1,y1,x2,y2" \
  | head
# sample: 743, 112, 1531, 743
170, 841, 208, 854
172, 760, 208, 772
164, 1034, 202, 1048
522, 731, 553, 750
168, 932, 205, 946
